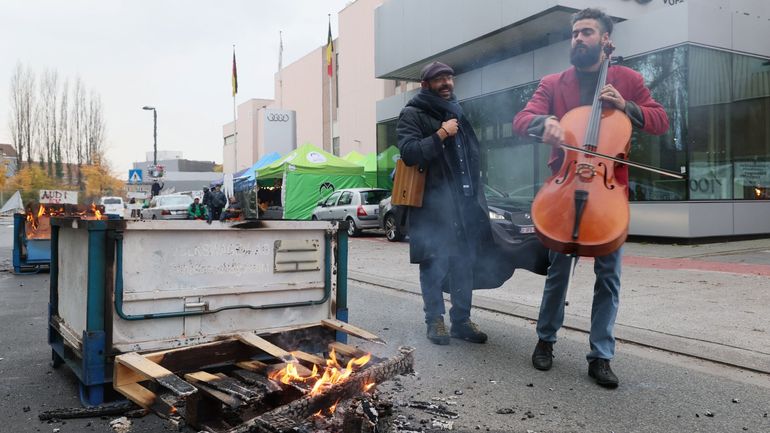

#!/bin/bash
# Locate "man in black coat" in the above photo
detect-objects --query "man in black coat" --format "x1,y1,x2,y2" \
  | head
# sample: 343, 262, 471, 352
396, 61, 507, 345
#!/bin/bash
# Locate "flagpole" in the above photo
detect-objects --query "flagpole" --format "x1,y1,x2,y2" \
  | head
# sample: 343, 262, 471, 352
279, 31, 284, 110
327, 14, 334, 155
232, 44, 238, 172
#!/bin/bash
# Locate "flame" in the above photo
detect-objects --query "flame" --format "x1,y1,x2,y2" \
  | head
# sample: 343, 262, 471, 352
169, 406, 178, 415
91, 203, 103, 220
755, 187, 762, 199
37, 204, 45, 218
364, 381, 376, 392
328, 399, 340, 414
269, 362, 319, 384
268, 349, 372, 403
308, 349, 371, 397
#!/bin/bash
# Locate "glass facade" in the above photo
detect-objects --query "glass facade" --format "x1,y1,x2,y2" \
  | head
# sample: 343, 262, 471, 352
376, 44, 770, 203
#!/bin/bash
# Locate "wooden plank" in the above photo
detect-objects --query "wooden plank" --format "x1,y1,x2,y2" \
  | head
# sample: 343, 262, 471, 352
235, 360, 269, 373
114, 383, 156, 409
291, 350, 325, 367
184, 373, 242, 409
236, 332, 296, 362
114, 352, 196, 397
321, 319, 385, 344
265, 362, 313, 378
328, 341, 368, 359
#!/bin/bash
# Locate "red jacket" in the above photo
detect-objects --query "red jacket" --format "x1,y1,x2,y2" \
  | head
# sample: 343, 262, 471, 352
513, 65, 669, 186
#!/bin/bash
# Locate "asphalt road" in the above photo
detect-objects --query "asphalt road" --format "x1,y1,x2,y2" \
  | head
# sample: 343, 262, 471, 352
1, 221, 769, 433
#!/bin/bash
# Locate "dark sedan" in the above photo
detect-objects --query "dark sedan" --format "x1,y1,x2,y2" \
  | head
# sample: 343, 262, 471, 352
378, 184, 535, 242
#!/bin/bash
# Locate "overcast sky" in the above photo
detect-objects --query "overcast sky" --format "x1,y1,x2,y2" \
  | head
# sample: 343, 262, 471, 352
0, 0, 352, 179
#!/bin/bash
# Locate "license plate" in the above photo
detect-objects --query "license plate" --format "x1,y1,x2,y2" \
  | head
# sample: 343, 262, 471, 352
520, 226, 535, 234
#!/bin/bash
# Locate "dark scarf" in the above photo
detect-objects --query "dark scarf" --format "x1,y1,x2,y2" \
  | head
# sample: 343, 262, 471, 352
408, 89, 475, 197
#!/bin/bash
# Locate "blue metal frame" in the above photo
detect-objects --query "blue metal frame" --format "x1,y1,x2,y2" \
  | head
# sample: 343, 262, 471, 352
335, 228, 349, 343
12, 213, 51, 274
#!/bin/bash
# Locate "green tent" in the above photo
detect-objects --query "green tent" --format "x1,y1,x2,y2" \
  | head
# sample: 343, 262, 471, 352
343, 151, 377, 187
257, 143, 367, 220
376, 145, 401, 191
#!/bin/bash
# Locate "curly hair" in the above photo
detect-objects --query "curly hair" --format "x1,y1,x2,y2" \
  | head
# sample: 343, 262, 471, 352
571, 8, 613, 35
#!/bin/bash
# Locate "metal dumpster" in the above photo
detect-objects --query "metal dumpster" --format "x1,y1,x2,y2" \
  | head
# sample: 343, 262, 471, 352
47, 218, 350, 405
13, 212, 51, 274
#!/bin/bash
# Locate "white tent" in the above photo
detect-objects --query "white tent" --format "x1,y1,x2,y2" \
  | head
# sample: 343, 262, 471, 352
0, 191, 23, 215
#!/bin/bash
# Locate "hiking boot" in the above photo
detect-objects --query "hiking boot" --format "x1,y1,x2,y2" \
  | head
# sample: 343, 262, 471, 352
531, 339, 554, 371
588, 359, 619, 388
426, 318, 450, 345
450, 321, 488, 344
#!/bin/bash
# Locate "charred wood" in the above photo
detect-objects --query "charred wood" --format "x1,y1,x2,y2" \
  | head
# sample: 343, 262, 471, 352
226, 346, 414, 433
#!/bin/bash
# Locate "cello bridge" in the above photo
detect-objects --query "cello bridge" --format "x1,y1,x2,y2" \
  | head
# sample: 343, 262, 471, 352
575, 163, 596, 181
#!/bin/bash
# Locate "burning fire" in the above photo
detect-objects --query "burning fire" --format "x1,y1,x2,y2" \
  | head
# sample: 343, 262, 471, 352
269, 349, 372, 399
24, 203, 107, 239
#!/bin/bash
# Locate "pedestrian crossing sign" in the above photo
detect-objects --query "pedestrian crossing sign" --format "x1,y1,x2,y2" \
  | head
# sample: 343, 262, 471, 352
129, 169, 143, 184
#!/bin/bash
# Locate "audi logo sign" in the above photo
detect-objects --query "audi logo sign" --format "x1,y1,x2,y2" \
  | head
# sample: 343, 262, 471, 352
266, 113, 290, 122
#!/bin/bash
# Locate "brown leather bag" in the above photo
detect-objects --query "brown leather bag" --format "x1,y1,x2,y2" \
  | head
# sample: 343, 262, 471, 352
391, 159, 426, 207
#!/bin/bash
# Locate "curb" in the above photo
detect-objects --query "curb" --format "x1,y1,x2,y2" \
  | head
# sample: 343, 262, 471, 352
349, 270, 770, 375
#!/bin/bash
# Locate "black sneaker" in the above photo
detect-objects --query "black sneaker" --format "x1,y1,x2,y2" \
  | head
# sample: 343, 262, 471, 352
426, 318, 450, 345
588, 359, 619, 388
531, 340, 554, 371
450, 321, 488, 344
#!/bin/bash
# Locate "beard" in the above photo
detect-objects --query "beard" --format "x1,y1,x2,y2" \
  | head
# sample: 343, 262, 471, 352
430, 83, 453, 99
570, 43, 602, 69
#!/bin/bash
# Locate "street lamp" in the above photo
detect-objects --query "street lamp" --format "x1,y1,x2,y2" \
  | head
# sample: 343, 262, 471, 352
142, 106, 157, 169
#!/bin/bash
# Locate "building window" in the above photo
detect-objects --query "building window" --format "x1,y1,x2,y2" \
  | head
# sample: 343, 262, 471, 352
376, 119, 399, 189
623, 46, 689, 201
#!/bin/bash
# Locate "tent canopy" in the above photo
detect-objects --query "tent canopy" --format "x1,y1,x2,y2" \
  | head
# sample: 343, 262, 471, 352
211, 151, 282, 187
344, 151, 378, 187
257, 143, 364, 179
0, 191, 24, 214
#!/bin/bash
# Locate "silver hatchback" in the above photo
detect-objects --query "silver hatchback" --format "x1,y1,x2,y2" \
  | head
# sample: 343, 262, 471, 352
311, 188, 390, 236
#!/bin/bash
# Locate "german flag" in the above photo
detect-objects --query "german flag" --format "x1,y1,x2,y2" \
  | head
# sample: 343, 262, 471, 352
232, 49, 238, 96
326, 21, 333, 77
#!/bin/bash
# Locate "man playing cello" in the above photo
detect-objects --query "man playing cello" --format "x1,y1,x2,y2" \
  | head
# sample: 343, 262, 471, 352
513, 7, 669, 388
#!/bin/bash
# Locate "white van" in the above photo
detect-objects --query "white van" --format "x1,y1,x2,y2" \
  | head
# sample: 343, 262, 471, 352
99, 196, 125, 218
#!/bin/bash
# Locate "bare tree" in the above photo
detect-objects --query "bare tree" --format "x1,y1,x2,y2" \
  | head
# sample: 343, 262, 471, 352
55, 79, 68, 179
71, 77, 87, 186
39, 68, 59, 176
8, 62, 37, 166
85, 92, 106, 164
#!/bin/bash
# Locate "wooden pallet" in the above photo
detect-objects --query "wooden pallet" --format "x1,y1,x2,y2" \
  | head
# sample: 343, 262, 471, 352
113, 321, 383, 432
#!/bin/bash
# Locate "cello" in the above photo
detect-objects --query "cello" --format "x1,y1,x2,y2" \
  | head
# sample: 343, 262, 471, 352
530, 43, 632, 257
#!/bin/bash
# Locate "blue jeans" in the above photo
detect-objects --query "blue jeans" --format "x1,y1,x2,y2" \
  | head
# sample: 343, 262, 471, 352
536, 247, 622, 361
419, 256, 473, 324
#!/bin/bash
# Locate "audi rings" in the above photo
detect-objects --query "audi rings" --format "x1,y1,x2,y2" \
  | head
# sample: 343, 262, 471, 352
266, 113, 290, 122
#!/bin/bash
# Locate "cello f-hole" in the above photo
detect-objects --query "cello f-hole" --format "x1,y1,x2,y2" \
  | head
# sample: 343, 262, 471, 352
555, 160, 576, 185
598, 162, 616, 190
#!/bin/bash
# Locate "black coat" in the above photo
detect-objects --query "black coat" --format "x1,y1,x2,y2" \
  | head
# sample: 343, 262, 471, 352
396, 91, 548, 288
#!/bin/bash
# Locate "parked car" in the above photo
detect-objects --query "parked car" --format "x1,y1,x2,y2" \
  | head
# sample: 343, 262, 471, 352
311, 188, 391, 236
140, 194, 193, 220
99, 196, 125, 218
378, 184, 535, 242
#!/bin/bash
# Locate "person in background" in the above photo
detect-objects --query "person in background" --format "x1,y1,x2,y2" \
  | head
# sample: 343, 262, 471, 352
220, 196, 241, 221
151, 179, 163, 197
187, 197, 205, 220
208, 186, 227, 223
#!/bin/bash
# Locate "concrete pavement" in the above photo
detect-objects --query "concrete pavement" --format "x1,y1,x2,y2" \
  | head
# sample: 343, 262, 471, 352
347, 235, 770, 374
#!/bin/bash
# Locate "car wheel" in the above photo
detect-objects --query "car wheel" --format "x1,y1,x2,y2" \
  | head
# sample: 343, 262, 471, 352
346, 218, 360, 237
384, 214, 404, 242
151, 214, 157, 220
311, 215, 318, 221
